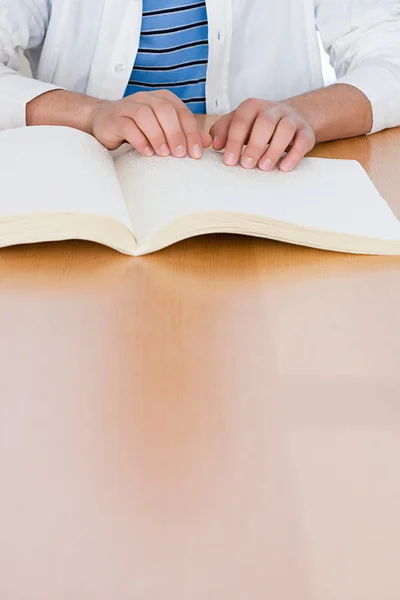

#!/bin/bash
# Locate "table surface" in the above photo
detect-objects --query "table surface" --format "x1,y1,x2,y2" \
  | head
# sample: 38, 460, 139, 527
1, 117, 400, 600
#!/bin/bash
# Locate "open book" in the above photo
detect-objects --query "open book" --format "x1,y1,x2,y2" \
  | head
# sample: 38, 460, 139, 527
1, 125, 400, 256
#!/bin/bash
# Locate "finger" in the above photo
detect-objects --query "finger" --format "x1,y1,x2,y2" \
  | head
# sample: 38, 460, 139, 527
258, 117, 297, 171
279, 127, 316, 171
209, 113, 234, 151
150, 96, 187, 158
223, 102, 263, 166
239, 112, 278, 169
125, 103, 170, 156
116, 117, 154, 156
201, 130, 213, 148
153, 90, 208, 157
177, 106, 206, 159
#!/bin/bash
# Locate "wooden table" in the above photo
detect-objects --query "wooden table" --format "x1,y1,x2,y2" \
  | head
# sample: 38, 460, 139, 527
1, 117, 400, 600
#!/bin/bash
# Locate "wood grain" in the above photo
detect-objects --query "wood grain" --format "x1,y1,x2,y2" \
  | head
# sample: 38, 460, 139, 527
1, 121, 400, 600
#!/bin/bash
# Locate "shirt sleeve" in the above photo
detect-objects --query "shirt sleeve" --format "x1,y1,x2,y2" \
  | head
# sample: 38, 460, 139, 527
0, 0, 61, 129
316, 0, 400, 133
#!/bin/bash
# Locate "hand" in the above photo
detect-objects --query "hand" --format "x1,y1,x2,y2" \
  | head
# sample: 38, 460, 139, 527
210, 98, 316, 172
90, 89, 212, 159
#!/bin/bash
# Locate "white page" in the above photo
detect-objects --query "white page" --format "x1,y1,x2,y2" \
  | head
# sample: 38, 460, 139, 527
0, 126, 132, 229
115, 149, 400, 246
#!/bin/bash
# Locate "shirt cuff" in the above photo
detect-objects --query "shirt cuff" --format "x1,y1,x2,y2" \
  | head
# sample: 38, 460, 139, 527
337, 64, 400, 134
0, 71, 62, 129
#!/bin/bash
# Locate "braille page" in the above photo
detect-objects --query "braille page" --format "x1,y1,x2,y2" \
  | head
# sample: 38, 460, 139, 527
115, 149, 400, 248
0, 126, 132, 229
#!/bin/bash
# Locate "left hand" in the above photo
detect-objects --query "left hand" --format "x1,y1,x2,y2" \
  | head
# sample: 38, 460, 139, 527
210, 98, 316, 172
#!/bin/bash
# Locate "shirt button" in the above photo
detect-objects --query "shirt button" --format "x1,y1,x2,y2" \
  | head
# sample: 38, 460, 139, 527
114, 63, 126, 73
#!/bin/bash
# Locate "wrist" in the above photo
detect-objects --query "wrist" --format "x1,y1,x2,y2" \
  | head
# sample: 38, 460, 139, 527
283, 84, 373, 144
282, 96, 322, 141
79, 96, 108, 135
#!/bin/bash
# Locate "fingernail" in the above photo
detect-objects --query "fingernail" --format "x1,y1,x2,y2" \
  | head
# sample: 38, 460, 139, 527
176, 145, 186, 157
224, 152, 237, 166
159, 144, 170, 156
143, 146, 154, 157
259, 158, 273, 171
280, 161, 294, 172
241, 156, 255, 169
193, 145, 202, 159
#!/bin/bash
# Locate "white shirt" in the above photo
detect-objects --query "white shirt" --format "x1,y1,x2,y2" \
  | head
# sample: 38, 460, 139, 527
1, 0, 400, 132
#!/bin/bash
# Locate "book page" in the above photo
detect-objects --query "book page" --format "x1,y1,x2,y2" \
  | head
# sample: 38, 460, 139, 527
0, 126, 132, 230
115, 149, 400, 249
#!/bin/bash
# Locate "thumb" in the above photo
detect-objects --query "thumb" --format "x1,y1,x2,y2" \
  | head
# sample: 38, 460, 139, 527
209, 113, 234, 150
200, 130, 213, 148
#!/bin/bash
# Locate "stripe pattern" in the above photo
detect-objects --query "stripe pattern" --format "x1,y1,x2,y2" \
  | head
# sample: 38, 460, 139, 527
124, 0, 209, 114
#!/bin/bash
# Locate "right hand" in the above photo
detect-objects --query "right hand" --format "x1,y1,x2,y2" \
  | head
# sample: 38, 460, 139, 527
89, 89, 211, 159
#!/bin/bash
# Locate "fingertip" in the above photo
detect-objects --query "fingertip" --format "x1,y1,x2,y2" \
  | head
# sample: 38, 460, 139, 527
240, 155, 255, 170
201, 131, 213, 148
142, 146, 155, 157
212, 136, 225, 151
158, 144, 171, 157
280, 160, 295, 172
191, 144, 203, 159
258, 157, 273, 171
224, 151, 238, 167
175, 144, 186, 158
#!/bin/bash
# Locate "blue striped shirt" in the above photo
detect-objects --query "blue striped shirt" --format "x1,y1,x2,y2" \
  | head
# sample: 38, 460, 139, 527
124, 0, 209, 114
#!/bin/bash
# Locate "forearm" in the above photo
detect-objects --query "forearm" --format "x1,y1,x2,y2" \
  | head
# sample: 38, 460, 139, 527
284, 83, 373, 143
26, 90, 103, 133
